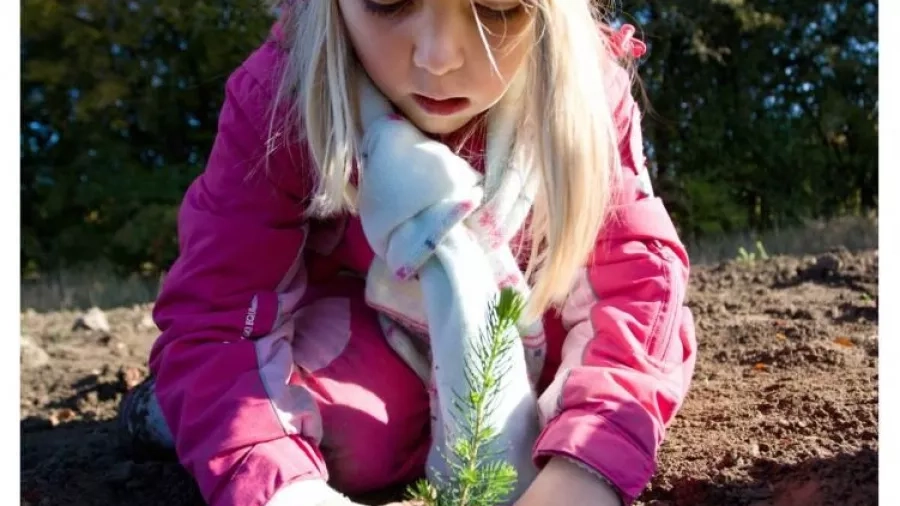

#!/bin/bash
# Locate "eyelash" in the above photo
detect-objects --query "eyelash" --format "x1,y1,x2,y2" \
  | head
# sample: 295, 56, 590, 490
362, 0, 523, 21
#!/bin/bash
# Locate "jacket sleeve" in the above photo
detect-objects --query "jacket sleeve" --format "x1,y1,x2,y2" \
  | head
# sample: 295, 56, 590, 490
148, 57, 330, 506
531, 64, 698, 504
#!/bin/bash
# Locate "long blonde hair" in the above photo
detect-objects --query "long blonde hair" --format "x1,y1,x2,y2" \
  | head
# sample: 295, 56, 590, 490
272, 0, 627, 320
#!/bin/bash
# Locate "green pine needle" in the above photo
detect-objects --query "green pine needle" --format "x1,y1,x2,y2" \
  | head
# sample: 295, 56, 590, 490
407, 287, 525, 506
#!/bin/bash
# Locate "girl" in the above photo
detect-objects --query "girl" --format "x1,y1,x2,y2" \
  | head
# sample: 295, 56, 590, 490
119, 1, 697, 505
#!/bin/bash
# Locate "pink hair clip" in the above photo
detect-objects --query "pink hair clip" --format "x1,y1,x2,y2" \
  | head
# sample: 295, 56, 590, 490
610, 24, 647, 59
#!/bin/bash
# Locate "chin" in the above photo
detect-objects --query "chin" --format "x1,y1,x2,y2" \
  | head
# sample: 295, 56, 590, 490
409, 114, 474, 136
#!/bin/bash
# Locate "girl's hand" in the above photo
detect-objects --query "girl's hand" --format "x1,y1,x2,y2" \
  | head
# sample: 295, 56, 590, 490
514, 457, 622, 506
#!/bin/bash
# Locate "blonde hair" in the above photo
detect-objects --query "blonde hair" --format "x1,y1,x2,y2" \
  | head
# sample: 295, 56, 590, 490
272, 0, 627, 321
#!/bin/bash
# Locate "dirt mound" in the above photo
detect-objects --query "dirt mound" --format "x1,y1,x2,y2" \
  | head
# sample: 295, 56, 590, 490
20, 250, 878, 506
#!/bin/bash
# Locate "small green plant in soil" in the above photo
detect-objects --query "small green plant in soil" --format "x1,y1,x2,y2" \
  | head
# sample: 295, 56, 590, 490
406, 287, 525, 506
737, 240, 770, 265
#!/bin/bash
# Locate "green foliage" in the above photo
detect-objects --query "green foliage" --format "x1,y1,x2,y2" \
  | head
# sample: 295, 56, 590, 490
21, 0, 878, 277
21, 0, 275, 275
408, 288, 524, 506
621, 0, 877, 242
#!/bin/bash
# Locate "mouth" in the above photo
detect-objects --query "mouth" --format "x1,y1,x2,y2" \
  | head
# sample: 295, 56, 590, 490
412, 94, 471, 116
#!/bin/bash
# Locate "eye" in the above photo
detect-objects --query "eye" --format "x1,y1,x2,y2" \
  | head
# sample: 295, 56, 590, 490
362, 0, 411, 16
473, 2, 525, 22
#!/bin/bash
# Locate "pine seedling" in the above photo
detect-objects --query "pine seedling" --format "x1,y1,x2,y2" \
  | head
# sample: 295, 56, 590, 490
407, 287, 526, 506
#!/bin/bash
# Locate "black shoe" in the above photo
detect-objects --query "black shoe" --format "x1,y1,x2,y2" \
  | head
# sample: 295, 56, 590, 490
117, 375, 177, 461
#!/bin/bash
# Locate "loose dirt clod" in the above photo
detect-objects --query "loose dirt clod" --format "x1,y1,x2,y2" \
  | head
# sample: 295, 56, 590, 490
20, 250, 878, 506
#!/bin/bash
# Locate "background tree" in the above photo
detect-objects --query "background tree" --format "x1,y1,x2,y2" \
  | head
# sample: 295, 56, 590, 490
21, 0, 878, 277
21, 0, 275, 277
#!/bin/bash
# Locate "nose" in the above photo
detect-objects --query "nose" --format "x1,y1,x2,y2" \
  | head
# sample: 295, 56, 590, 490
412, 9, 465, 77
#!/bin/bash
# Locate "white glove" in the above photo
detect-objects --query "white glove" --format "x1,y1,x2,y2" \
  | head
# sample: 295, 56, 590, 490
266, 479, 360, 506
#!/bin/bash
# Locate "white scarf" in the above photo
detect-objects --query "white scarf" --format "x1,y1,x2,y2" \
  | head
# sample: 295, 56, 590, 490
356, 74, 545, 503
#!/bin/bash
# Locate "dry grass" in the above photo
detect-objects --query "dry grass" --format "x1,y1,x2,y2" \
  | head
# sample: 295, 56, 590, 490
686, 214, 878, 266
21, 265, 162, 313
20, 214, 878, 312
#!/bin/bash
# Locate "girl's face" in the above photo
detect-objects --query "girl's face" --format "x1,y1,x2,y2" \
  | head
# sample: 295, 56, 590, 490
338, 0, 535, 135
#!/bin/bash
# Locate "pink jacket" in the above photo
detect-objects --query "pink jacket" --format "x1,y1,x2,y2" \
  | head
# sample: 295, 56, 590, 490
148, 24, 696, 506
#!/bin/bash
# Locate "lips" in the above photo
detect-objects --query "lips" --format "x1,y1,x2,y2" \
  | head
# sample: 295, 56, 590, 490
412, 94, 470, 116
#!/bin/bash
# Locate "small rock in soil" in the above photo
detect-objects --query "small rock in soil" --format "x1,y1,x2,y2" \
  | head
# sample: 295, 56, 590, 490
72, 307, 111, 333
20, 337, 50, 370
749, 442, 761, 457
139, 313, 157, 330
48, 408, 76, 427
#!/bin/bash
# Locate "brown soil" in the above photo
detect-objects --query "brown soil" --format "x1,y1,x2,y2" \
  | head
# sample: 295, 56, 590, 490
20, 249, 878, 506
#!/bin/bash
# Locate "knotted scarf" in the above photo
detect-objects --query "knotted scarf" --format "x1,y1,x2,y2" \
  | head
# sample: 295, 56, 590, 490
355, 73, 546, 503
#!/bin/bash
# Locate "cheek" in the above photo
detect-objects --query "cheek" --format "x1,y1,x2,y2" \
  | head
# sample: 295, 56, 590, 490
340, 6, 377, 60
337, 6, 406, 92
497, 38, 531, 77
482, 31, 533, 93
356, 42, 407, 101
